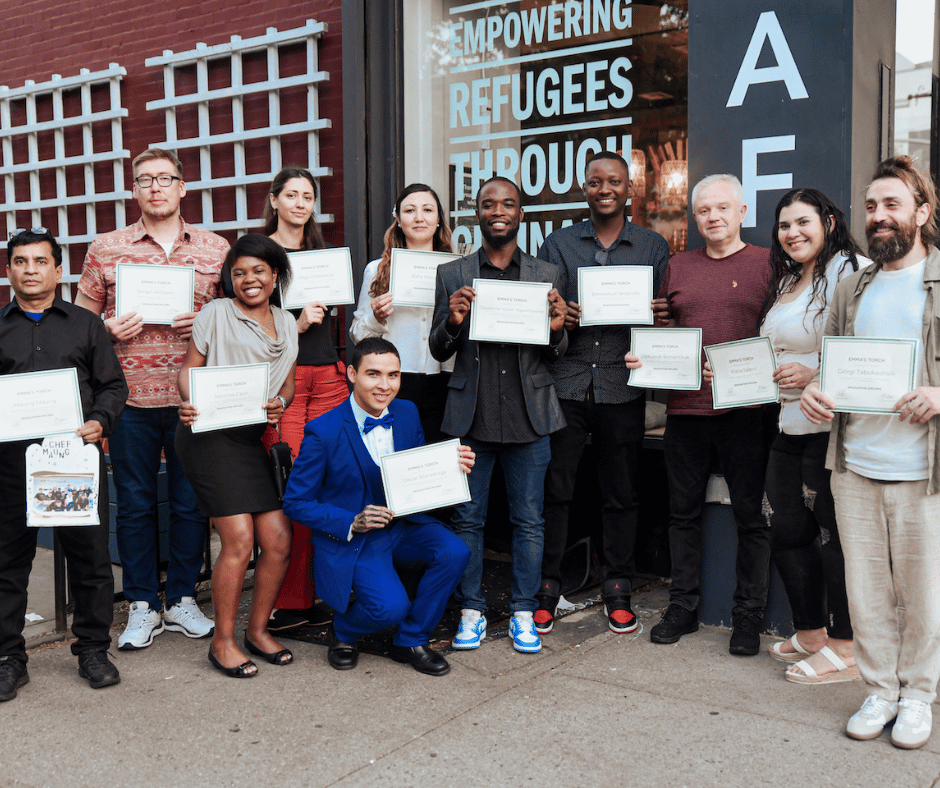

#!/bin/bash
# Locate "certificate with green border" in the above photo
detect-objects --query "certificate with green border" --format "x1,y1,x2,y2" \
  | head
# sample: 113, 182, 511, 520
281, 248, 355, 308
189, 363, 269, 433
820, 336, 918, 414
628, 328, 702, 390
0, 368, 83, 442
116, 264, 194, 325
578, 265, 653, 326
468, 278, 552, 345
705, 336, 778, 408
389, 249, 460, 308
380, 439, 471, 517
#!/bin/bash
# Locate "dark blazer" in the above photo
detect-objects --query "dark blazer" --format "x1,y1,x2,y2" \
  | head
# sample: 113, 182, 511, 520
429, 250, 568, 438
282, 397, 439, 614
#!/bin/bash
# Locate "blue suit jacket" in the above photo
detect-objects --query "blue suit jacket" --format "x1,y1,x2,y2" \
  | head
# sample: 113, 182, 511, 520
283, 397, 439, 614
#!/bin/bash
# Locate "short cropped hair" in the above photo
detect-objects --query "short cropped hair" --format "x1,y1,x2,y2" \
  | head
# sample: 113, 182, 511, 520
691, 174, 744, 210
584, 150, 629, 177
7, 228, 63, 267
132, 147, 183, 179
475, 176, 522, 209
223, 233, 292, 290
871, 155, 940, 248
351, 337, 401, 370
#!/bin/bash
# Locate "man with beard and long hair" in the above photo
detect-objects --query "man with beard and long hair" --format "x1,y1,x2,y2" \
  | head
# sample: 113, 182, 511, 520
430, 176, 568, 654
801, 155, 940, 749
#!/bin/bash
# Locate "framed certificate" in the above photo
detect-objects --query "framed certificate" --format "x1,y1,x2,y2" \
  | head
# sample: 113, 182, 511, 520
280, 248, 355, 308
578, 265, 653, 326
628, 328, 702, 390
0, 368, 84, 442
379, 439, 471, 517
189, 363, 270, 433
116, 264, 195, 325
468, 278, 552, 345
389, 249, 460, 308
705, 336, 778, 408
820, 336, 918, 414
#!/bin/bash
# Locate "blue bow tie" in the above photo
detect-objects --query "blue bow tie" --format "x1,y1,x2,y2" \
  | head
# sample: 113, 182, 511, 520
363, 413, 394, 434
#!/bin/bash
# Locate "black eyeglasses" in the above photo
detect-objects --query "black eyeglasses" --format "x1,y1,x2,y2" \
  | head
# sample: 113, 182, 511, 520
134, 175, 182, 188
9, 226, 49, 240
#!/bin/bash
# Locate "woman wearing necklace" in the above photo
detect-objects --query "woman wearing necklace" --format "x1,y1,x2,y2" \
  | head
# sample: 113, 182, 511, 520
255, 167, 348, 630
760, 188, 868, 683
177, 234, 299, 677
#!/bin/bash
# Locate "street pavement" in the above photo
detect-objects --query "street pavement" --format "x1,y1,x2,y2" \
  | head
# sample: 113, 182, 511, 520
4, 579, 940, 787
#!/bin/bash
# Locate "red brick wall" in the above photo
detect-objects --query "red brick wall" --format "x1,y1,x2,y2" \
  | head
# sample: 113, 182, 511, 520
0, 0, 345, 280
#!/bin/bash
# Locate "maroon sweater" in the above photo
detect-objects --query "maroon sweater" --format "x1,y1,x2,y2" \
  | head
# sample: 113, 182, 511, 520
658, 244, 772, 415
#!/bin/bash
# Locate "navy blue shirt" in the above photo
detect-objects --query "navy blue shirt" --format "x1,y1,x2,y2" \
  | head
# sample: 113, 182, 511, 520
537, 219, 668, 404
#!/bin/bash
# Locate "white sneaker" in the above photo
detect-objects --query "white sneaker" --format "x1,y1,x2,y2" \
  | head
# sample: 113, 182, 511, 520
846, 694, 899, 740
891, 699, 933, 749
162, 596, 215, 639
118, 601, 165, 650
509, 612, 542, 653
453, 609, 486, 650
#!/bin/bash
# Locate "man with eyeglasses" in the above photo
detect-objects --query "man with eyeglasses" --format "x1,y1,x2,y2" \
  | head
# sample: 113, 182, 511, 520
76, 148, 229, 650
533, 151, 669, 636
0, 229, 127, 701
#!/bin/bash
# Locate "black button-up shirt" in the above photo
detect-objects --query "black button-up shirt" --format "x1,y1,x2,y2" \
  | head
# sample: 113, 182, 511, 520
538, 219, 669, 404
0, 297, 128, 436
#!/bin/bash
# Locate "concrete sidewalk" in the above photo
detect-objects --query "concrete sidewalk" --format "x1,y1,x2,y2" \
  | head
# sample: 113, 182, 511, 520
4, 581, 939, 788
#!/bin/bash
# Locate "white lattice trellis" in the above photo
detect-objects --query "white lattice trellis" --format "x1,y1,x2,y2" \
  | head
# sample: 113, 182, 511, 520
0, 65, 129, 300
145, 19, 332, 235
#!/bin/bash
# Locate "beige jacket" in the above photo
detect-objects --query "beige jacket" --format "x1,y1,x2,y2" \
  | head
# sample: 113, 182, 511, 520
824, 245, 940, 493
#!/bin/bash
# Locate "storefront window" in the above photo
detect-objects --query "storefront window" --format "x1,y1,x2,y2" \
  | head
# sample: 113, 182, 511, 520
403, 0, 689, 254
894, 0, 937, 173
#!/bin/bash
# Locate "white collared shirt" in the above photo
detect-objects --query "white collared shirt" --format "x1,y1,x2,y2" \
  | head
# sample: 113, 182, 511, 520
349, 393, 395, 465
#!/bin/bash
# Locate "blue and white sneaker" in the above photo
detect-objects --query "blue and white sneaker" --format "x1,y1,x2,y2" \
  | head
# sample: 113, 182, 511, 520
453, 609, 486, 650
509, 612, 542, 653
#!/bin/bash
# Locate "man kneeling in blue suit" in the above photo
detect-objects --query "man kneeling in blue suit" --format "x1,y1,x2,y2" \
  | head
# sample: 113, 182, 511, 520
283, 337, 473, 676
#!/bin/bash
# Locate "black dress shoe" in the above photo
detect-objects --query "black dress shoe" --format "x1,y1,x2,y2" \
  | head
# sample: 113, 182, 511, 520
390, 644, 450, 676
328, 630, 359, 671
0, 657, 29, 702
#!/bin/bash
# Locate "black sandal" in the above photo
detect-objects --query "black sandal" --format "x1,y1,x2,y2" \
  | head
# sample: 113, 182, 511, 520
244, 634, 293, 665
208, 646, 258, 678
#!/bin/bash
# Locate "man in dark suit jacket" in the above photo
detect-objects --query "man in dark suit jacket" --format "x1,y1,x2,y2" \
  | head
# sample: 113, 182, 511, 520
429, 176, 568, 654
283, 337, 472, 676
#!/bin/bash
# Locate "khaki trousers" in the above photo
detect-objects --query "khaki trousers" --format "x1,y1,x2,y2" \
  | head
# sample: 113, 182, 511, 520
832, 469, 940, 703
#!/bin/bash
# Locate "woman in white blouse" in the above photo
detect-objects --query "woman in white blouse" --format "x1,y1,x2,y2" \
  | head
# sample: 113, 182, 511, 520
760, 188, 868, 683
350, 184, 455, 443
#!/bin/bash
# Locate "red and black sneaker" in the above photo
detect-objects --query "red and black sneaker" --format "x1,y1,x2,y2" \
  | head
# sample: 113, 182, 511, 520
533, 578, 560, 634
602, 578, 638, 634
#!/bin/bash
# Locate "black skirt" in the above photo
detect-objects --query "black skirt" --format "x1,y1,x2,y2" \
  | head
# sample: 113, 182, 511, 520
175, 422, 281, 517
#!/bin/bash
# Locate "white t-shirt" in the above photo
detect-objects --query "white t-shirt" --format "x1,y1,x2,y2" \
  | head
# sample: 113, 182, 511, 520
761, 253, 859, 435
844, 258, 928, 480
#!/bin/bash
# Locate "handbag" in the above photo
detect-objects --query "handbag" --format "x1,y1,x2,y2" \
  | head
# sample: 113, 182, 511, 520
269, 425, 293, 502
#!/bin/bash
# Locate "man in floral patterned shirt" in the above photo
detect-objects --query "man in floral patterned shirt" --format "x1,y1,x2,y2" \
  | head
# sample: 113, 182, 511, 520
76, 148, 228, 650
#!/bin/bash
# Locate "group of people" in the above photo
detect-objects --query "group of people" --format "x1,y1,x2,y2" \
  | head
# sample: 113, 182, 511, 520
0, 144, 937, 751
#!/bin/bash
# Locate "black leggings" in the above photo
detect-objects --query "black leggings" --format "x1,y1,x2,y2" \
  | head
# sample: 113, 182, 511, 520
764, 431, 853, 639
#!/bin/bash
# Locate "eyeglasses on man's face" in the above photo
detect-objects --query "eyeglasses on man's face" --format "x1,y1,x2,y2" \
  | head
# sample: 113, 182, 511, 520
134, 174, 182, 188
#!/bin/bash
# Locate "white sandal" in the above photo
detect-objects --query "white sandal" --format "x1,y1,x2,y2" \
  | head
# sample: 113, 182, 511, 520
768, 633, 814, 663
785, 645, 861, 684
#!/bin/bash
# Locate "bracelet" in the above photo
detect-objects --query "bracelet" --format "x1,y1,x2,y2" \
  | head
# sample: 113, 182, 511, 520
276, 395, 287, 410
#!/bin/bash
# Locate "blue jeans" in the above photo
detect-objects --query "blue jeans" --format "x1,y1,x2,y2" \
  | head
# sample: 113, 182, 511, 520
450, 436, 550, 613
109, 406, 206, 609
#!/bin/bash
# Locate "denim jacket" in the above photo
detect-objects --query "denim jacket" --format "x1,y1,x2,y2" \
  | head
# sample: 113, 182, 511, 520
824, 245, 940, 493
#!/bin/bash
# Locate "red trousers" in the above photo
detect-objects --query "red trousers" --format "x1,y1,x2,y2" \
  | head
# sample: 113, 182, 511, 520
265, 361, 348, 609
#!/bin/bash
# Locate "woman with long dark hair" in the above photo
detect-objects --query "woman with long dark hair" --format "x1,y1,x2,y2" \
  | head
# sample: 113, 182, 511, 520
177, 234, 298, 676
349, 183, 455, 442
760, 188, 868, 683
224, 167, 348, 631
